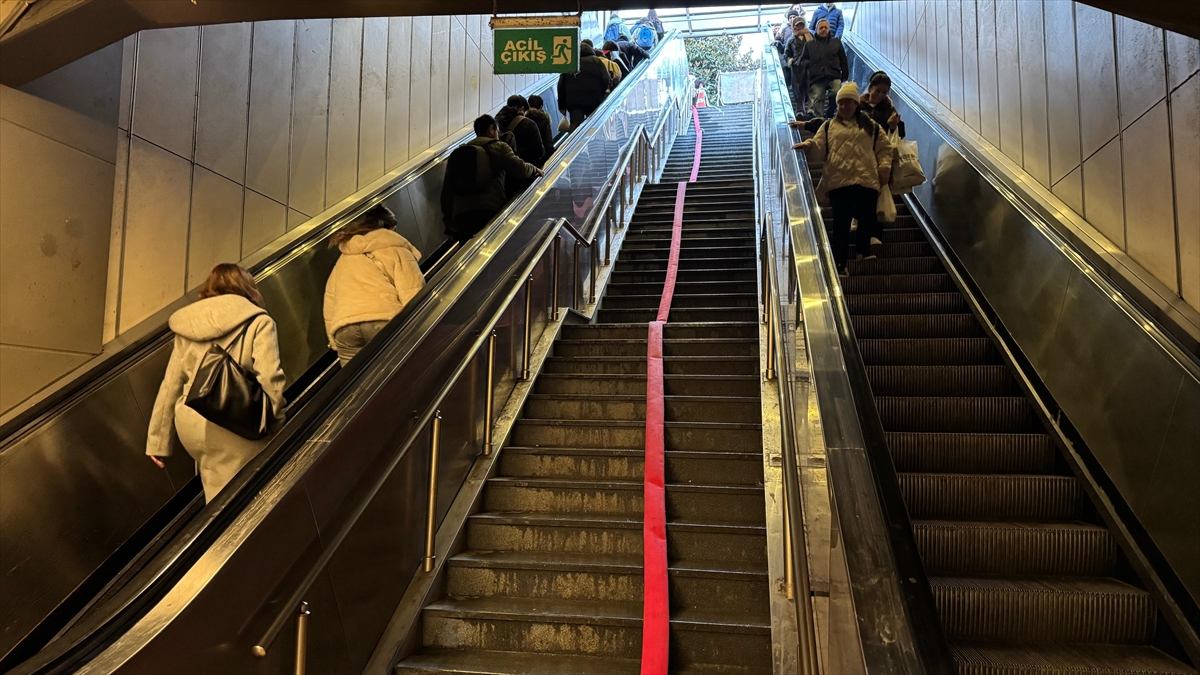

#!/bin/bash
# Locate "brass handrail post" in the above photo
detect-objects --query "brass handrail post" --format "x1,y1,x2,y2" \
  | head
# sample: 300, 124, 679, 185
423, 412, 443, 573
552, 237, 561, 321
590, 245, 598, 304
572, 244, 580, 309
522, 276, 533, 380
783, 490, 795, 601
293, 601, 310, 675
484, 331, 496, 455
605, 208, 613, 265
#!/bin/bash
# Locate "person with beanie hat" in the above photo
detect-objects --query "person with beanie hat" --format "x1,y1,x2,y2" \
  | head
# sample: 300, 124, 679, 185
784, 15, 814, 115
797, 17, 848, 118
794, 81, 893, 273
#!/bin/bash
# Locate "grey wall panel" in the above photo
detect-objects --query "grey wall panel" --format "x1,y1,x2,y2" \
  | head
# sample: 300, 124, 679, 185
130, 27, 199, 160
1115, 15, 1166, 129
289, 19, 332, 218
386, 17, 414, 172
1018, 0, 1049, 186
327, 19, 363, 206
18, 40, 123, 128
936, 0, 949, 102
1173, 75, 1200, 307
118, 36, 135, 132
409, 17, 433, 158
0, 120, 114, 354
463, 21, 482, 122
947, 0, 963, 120
923, 0, 936, 92
289, 208, 308, 231
977, 0, 1000, 145
245, 21, 295, 205
242, 189, 287, 256
194, 23, 251, 184
481, 18, 498, 109
1166, 31, 1200, 91
961, 0, 980, 132
1052, 165, 1084, 216
1075, 4, 1118, 159
118, 137, 191, 330
358, 17, 388, 188
0, 346, 90, 413
448, 17, 467, 135
186, 167, 244, 288
429, 16, 451, 145
1044, 0, 1081, 184
1122, 101, 1178, 290
1082, 136, 1125, 247
994, 12, 1022, 165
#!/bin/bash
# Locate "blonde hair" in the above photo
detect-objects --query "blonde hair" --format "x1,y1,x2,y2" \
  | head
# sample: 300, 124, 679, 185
199, 263, 264, 307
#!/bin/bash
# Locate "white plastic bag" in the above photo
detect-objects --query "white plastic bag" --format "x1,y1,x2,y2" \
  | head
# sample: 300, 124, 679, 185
558, 116, 572, 133
891, 139, 925, 192
877, 184, 897, 223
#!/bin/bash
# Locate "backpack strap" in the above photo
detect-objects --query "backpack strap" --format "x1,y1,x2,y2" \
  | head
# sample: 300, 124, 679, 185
504, 116, 523, 133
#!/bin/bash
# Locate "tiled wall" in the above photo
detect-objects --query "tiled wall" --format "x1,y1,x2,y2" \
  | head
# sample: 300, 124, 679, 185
105, 13, 602, 341
849, 1, 1200, 313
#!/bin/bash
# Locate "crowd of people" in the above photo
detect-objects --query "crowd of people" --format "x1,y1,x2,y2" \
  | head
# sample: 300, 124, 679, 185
773, 2, 848, 119
145, 15, 668, 502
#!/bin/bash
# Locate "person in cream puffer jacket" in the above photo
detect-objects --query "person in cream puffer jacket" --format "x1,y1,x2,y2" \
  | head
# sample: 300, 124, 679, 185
323, 205, 425, 365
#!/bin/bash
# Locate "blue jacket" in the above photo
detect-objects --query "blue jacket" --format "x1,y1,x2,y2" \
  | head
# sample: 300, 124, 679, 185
812, 5, 844, 38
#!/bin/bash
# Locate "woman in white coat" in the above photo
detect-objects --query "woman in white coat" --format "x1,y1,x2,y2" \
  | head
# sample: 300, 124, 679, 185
323, 205, 426, 365
146, 264, 287, 502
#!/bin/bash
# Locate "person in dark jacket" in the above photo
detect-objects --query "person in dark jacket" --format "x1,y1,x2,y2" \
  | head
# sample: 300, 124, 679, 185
614, 39, 650, 70
646, 9, 665, 39
784, 15, 813, 116
525, 95, 556, 167
557, 43, 611, 130
495, 95, 545, 167
601, 40, 631, 78
798, 19, 847, 118
858, 71, 905, 138
812, 2, 845, 38
441, 115, 542, 242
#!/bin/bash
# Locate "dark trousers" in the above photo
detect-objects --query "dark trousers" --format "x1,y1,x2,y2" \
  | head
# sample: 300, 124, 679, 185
828, 184, 880, 270
566, 107, 592, 131
447, 209, 497, 243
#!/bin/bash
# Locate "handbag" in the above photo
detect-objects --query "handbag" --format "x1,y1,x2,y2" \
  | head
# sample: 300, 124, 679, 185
891, 137, 925, 193
876, 183, 897, 223
185, 321, 272, 440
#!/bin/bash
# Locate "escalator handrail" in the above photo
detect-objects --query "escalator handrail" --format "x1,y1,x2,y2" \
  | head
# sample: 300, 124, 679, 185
760, 35, 956, 674
39, 33, 686, 674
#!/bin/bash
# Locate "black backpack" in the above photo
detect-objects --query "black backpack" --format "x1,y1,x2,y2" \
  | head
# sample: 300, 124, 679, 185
446, 141, 496, 195
498, 116, 523, 158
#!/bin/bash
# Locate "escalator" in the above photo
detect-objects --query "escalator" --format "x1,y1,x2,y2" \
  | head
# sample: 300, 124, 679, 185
806, 164, 1195, 672
393, 104, 772, 675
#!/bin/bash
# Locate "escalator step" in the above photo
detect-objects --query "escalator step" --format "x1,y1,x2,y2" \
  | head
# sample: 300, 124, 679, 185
900, 473, 1082, 520
948, 642, 1197, 675
876, 396, 1042, 433
931, 576, 1156, 644
887, 432, 1057, 474
848, 256, 944, 275
852, 314, 985, 339
842, 273, 958, 294
914, 520, 1117, 576
846, 292, 969, 315
867, 365, 1019, 397
859, 338, 1001, 365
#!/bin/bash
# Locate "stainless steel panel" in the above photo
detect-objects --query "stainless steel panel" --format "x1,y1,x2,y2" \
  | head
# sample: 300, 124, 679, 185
186, 167, 244, 289
976, 0, 1000, 145
1075, 4, 1119, 159
1081, 135, 1126, 247
1166, 30, 1200, 91
947, 0, 964, 120
1173, 76, 1200, 308
408, 16, 432, 162
1017, 0, 1049, 186
326, 19, 363, 206
130, 26, 198, 160
1052, 164, 1084, 215
1122, 101, 1179, 289
119, 137, 191, 330
358, 17, 388, 188
194, 23, 251, 184
1115, 14, 1166, 129
429, 16, 451, 145
994, 11, 1022, 165
1043, 0, 1081, 184
1137, 378, 1200, 602
961, 0, 980, 132
448, 17, 467, 135
242, 189, 287, 256
246, 20, 295, 205
387, 17, 414, 171
0, 120, 114, 355
289, 19, 332, 217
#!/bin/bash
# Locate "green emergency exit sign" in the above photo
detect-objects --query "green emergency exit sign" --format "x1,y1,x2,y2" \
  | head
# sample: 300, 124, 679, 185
493, 27, 580, 74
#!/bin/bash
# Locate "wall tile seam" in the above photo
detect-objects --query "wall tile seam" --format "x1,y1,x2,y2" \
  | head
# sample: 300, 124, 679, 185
0, 342, 98, 357
1112, 10, 1129, 248
239, 24, 258, 260
0, 116, 118, 166
354, 18, 366, 193
322, 20, 335, 216
1071, 1, 1086, 219
182, 25, 206, 299
1164, 33, 1184, 296
285, 20, 300, 231
111, 32, 141, 338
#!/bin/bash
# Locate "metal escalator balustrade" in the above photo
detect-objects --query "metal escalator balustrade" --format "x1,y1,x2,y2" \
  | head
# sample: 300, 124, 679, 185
393, 102, 773, 675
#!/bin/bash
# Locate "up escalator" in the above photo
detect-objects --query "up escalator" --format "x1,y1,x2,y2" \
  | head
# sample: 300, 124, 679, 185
799, 127, 1196, 672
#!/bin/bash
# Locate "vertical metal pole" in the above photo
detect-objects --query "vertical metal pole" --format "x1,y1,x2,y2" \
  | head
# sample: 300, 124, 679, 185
423, 412, 442, 573
783, 490, 795, 601
293, 601, 310, 675
522, 276, 533, 380
766, 291, 776, 380
572, 244, 580, 309
619, 174, 627, 221
484, 331, 496, 455
552, 237, 561, 321
590, 246, 598, 303
605, 209, 613, 265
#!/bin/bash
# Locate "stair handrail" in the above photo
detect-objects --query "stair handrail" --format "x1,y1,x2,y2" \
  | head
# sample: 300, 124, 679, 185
757, 35, 956, 674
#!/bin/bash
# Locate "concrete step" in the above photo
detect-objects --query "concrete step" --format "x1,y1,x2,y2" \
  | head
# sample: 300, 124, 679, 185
598, 307, 759, 323
534, 373, 760, 396
559, 322, 758, 341
543, 355, 758, 376
498, 446, 764, 484
510, 419, 763, 451
555, 338, 759, 358
522, 394, 762, 424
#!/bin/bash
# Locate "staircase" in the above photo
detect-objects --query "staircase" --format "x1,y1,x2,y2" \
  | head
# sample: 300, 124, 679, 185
804, 143, 1195, 674
395, 105, 771, 674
